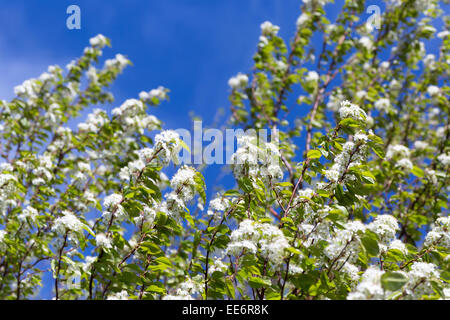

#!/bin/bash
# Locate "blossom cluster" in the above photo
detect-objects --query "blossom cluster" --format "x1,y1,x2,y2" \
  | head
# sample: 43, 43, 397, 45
226, 219, 290, 265
230, 133, 283, 186
160, 165, 201, 219
386, 144, 413, 172
324, 140, 368, 186
339, 100, 367, 122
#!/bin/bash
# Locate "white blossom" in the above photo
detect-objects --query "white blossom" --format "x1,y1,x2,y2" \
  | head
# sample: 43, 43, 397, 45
305, 71, 319, 83
374, 98, 391, 113
403, 262, 440, 299
347, 267, 386, 300
326, 90, 345, 111
77, 109, 107, 133
388, 239, 407, 255
386, 144, 410, 160
228, 73, 248, 89
52, 211, 86, 235
207, 196, 229, 221
423, 54, 436, 70
437, 153, 450, 166
437, 30, 449, 39
395, 158, 413, 172
153, 130, 183, 165
18, 206, 38, 222
0, 230, 6, 246
230, 133, 282, 185
427, 85, 440, 97
163, 276, 203, 300
260, 21, 279, 36
107, 290, 129, 300
226, 219, 290, 265
379, 61, 390, 70
324, 220, 366, 264
359, 36, 373, 51
103, 193, 123, 209
89, 34, 108, 48
296, 13, 309, 28
413, 141, 428, 150
424, 217, 450, 248
325, 140, 367, 185
356, 90, 367, 100
104, 54, 129, 72
209, 258, 228, 274
96, 234, 112, 249
368, 215, 399, 249
339, 100, 367, 121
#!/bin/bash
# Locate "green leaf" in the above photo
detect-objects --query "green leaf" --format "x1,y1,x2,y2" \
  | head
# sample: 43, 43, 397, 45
339, 118, 360, 128
369, 141, 385, 159
82, 224, 95, 237
307, 149, 322, 159
225, 278, 235, 299
411, 166, 424, 178
140, 241, 161, 255
265, 291, 281, 300
334, 184, 354, 206
223, 189, 241, 196
146, 284, 166, 294
368, 134, 383, 145
440, 270, 450, 283
238, 177, 253, 193
248, 277, 271, 289
155, 256, 172, 266
286, 247, 301, 255
381, 272, 408, 291
431, 280, 445, 298
361, 233, 379, 257
178, 139, 191, 153
276, 182, 294, 188
360, 171, 376, 184
385, 249, 405, 263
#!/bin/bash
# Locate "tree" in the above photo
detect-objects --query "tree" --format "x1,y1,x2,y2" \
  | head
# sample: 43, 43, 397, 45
0, 0, 448, 300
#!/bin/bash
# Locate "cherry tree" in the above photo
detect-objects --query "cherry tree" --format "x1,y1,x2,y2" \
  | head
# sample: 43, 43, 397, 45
0, 0, 449, 300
